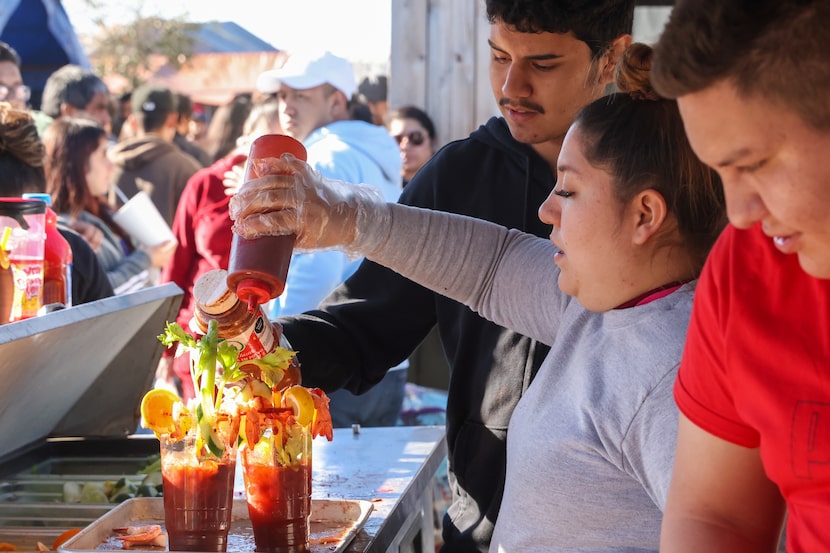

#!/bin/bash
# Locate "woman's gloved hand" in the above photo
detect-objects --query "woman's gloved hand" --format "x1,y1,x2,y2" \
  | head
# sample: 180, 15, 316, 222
228, 154, 389, 252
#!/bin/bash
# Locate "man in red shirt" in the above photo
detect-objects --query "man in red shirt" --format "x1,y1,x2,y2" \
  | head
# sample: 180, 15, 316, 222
652, 1, 830, 551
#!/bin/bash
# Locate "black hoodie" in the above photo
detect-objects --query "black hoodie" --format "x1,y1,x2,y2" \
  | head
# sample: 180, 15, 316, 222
281, 116, 554, 553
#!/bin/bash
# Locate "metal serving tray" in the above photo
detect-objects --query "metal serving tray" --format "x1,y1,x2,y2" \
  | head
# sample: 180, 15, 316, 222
0, 438, 163, 550
59, 497, 373, 553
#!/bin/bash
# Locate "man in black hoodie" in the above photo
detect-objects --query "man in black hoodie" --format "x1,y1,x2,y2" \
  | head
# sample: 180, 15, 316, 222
278, 1, 634, 551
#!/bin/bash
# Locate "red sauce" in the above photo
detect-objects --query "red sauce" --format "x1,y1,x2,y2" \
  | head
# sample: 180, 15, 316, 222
227, 134, 307, 312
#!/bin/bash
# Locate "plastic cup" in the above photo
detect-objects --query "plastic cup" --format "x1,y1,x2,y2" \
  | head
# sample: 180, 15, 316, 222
241, 425, 312, 553
160, 432, 238, 552
1, 198, 46, 323
112, 191, 175, 247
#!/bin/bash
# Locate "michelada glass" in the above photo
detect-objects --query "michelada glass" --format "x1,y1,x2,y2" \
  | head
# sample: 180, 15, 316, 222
160, 429, 238, 552
241, 424, 312, 553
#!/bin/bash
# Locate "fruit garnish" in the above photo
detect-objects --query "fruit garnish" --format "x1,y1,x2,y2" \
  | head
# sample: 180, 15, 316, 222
52, 528, 82, 550
152, 316, 329, 470
282, 385, 315, 427
240, 379, 273, 404
0, 542, 17, 551
155, 320, 238, 459
140, 389, 181, 436
221, 348, 296, 387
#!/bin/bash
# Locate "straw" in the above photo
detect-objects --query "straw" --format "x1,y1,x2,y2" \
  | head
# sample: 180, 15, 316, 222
112, 185, 130, 205
0, 226, 11, 269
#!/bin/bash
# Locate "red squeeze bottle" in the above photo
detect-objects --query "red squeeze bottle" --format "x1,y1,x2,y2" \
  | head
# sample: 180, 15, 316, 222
227, 134, 307, 312
22, 194, 73, 307
42, 206, 72, 307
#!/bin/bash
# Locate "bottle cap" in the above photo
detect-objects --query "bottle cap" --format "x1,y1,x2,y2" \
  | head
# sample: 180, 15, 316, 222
193, 269, 239, 315
246, 134, 307, 179
249, 134, 307, 163
22, 193, 53, 206
234, 278, 272, 313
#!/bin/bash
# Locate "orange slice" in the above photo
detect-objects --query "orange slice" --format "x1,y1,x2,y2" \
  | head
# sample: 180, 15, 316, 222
140, 389, 181, 435
282, 386, 315, 426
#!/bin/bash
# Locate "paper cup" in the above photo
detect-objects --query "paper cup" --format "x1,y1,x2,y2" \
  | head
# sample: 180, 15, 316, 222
113, 191, 175, 247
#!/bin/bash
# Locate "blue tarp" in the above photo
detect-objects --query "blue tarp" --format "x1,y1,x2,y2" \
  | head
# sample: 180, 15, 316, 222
0, 0, 89, 108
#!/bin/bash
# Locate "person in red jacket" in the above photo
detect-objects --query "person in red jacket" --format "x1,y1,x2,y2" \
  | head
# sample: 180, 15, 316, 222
156, 96, 281, 399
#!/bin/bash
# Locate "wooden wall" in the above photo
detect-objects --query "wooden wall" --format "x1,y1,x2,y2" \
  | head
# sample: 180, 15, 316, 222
389, 1, 672, 149
389, 0, 493, 150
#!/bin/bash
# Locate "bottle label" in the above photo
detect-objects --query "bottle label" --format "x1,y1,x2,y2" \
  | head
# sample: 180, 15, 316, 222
224, 309, 278, 361
9, 257, 43, 321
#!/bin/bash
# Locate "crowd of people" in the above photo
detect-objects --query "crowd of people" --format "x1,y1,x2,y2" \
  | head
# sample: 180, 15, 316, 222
2, 0, 829, 551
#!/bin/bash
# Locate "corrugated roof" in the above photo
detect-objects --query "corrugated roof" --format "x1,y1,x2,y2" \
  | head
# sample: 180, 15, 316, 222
190, 21, 277, 54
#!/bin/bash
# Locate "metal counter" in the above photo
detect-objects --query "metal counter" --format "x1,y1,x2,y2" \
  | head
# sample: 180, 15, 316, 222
0, 426, 446, 553
309, 425, 446, 553
0, 283, 447, 552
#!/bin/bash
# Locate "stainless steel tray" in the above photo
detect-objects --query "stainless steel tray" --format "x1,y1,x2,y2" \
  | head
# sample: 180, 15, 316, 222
0, 446, 163, 551
59, 497, 373, 552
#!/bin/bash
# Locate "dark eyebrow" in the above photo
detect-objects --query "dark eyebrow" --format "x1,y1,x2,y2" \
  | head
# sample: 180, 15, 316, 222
556, 161, 579, 176
487, 39, 563, 62
712, 147, 753, 169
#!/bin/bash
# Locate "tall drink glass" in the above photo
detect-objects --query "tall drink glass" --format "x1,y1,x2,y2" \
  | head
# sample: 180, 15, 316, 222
241, 425, 312, 553
160, 431, 238, 552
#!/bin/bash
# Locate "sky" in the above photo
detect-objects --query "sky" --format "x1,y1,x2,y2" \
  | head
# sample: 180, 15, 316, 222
61, 0, 392, 64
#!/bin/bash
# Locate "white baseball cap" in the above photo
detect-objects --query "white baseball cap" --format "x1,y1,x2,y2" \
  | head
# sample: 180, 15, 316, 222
257, 51, 357, 99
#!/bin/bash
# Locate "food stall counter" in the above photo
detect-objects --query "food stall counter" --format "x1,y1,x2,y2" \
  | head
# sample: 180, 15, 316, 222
309, 424, 446, 553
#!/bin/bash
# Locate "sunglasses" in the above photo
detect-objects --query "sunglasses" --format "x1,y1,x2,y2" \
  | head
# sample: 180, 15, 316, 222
393, 131, 426, 146
0, 84, 31, 103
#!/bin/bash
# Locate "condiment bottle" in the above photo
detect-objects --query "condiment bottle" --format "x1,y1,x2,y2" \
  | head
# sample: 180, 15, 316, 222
226, 134, 307, 312
24, 194, 72, 308
192, 269, 301, 387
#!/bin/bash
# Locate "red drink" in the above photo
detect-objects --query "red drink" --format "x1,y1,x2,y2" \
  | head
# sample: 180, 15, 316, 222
241, 424, 312, 553
227, 134, 307, 312
242, 460, 312, 553
160, 435, 237, 552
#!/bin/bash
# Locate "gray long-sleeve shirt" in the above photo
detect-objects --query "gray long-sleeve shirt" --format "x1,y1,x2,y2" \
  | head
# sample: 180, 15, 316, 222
355, 203, 693, 552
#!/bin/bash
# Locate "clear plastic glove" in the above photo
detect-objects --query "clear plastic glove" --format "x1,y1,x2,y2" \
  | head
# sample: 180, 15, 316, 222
228, 154, 389, 253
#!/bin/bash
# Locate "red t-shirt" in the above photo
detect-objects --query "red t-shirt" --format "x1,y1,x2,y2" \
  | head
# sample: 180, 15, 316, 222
677, 223, 830, 552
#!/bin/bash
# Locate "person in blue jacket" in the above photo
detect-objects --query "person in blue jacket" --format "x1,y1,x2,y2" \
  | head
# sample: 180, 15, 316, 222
256, 50, 406, 427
